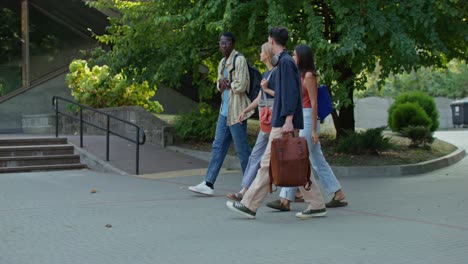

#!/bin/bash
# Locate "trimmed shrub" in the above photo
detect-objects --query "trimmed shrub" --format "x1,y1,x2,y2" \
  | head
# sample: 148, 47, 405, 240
66, 59, 163, 113
388, 91, 439, 131
400, 125, 434, 147
336, 126, 392, 155
173, 103, 218, 141
389, 102, 432, 132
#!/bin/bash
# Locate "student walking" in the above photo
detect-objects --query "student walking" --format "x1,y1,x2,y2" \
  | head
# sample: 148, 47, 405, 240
266, 44, 348, 212
226, 27, 327, 219
188, 32, 253, 196
226, 42, 275, 201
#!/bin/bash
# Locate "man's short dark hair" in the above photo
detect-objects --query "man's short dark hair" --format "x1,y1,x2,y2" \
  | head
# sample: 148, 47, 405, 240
268, 27, 288, 46
220, 32, 236, 44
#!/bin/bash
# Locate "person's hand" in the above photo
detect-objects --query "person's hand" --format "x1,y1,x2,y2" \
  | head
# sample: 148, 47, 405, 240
237, 111, 245, 124
311, 131, 319, 144
282, 120, 294, 134
219, 78, 230, 91
223, 79, 231, 89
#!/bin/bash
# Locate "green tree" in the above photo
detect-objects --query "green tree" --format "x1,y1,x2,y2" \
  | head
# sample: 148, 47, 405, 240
381, 59, 468, 99
0, 8, 20, 62
87, 0, 468, 137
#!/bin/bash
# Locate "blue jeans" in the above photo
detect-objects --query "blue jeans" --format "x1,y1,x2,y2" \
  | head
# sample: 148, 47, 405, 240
241, 130, 269, 188
280, 108, 341, 201
205, 114, 251, 185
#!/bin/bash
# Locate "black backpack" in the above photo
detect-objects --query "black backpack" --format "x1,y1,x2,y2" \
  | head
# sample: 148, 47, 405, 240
230, 53, 262, 103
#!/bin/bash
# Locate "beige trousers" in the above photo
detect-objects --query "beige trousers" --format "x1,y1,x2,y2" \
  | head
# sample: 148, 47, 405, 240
241, 127, 325, 211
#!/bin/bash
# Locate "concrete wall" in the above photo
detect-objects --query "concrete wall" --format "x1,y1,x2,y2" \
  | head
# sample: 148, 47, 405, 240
355, 96, 456, 129
354, 97, 394, 129
0, 74, 198, 134
0, 73, 73, 133
151, 86, 198, 115
25, 106, 174, 146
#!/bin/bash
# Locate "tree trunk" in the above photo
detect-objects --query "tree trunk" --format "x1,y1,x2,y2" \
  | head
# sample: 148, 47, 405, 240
331, 65, 355, 139
334, 101, 355, 138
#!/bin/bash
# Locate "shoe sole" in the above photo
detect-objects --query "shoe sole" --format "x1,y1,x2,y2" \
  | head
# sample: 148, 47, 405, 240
188, 187, 214, 196
266, 204, 290, 212
226, 201, 255, 219
295, 211, 327, 219
226, 195, 242, 202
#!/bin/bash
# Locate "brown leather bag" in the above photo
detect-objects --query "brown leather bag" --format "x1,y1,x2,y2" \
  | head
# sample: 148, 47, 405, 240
269, 133, 312, 192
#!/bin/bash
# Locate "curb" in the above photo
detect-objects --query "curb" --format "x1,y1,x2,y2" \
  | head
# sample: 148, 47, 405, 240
333, 148, 466, 177
167, 146, 240, 170
168, 145, 466, 178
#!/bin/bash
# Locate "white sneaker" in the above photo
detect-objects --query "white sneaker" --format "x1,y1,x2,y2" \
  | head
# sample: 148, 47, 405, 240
188, 181, 214, 196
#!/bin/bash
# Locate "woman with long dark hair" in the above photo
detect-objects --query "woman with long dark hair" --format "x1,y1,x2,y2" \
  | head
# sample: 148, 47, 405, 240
266, 44, 348, 211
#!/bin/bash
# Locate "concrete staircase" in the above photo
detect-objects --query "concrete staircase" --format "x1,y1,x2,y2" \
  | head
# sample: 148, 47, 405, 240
0, 137, 87, 173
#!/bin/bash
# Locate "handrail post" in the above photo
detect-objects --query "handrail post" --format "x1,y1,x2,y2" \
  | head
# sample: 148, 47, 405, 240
80, 107, 83, 148
136, 127, 140, 175
51, 96, 146, 175
54, 98, 59, 137
106, 115, 110, 161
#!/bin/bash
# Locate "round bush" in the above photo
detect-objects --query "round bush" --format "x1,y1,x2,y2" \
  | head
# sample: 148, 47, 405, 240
389, 91, 439, 131
388, 102, 432, 132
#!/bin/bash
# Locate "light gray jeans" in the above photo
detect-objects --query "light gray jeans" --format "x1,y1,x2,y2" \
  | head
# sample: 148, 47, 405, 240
241, 130, 269, 188
280, 108, 342, 201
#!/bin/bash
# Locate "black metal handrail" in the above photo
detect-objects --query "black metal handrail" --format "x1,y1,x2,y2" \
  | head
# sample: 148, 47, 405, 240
52, 96, 146, 174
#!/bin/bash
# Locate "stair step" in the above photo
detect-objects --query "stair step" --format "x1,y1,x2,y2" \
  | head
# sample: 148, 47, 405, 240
0, 144, 74, 157
0, 154, 81, 167
0, 163, 88, 173
0, 137, 68, 146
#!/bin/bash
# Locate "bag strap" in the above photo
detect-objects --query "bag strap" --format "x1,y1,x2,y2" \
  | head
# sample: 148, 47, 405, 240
229, 53, 242, 81
304, 165, 312, 191
281, 132, 295, 138
221, 53, 242, 82
261, 67, 277, 100
268, 162, 278, 193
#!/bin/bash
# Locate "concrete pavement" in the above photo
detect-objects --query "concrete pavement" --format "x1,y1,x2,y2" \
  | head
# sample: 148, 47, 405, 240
0, 130, 467, 264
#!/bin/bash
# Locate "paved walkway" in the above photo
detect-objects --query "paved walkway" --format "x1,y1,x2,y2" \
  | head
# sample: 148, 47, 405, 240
0, 130, 467, 264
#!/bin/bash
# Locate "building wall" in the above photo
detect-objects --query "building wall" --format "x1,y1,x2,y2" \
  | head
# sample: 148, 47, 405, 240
354, 96, 456, 129
0, 73, 198, 133
0, 73, 72, 133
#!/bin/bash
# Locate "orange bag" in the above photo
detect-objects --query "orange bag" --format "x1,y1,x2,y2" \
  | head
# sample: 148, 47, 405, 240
259, 106, 272, 133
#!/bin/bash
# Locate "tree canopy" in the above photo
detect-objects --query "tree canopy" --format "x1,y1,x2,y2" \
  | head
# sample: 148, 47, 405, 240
87, 0, 468, 136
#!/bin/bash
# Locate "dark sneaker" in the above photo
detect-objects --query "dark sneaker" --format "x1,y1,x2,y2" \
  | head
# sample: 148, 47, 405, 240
325, 198, 348, 208
266, 200, 290, 211
226, 201, 256, 219
295, 208, 327, 219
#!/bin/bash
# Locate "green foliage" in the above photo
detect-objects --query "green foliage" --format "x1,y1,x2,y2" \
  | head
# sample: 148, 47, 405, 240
389, 91, 439, 131
0, 82, 4, 96
85, 0, 467, 134
388, 102, 433, 132
356, 59, 468, 99
0, 8, 20, 61
335, 127, 392, 155
173, 103, 218, 141
66, 59, 163, 113
400, 126, 435, 147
